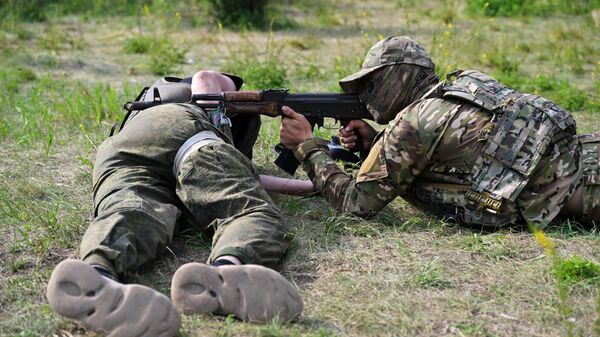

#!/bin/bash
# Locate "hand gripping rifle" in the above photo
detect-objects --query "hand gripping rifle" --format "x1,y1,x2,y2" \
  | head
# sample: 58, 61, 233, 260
124, 88, 373, 175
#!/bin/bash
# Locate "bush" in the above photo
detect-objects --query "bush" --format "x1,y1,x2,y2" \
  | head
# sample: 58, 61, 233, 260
496, 73, 593, 112
553, 256, 600, 286
467, 0, 600, 17
0, 0, 143, 22
147, 38, 187, 75
206, 0, 269, 29
123, 35, 155, 54
223, 56, 287, 89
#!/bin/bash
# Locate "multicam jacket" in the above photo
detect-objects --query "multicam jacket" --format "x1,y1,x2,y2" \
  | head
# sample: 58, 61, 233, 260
294, 70, 581, 228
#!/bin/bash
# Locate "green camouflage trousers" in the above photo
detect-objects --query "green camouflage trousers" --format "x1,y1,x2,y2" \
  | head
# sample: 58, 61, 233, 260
80, 104, 290, 278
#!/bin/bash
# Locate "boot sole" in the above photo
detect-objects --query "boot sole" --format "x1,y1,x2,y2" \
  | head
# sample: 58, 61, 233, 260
171, 263, 302, 323
47, 259, 181, 337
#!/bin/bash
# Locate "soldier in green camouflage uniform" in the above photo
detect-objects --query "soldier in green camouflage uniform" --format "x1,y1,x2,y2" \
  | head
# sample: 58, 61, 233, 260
47, 71, 302, 337
280, 36, 599, 229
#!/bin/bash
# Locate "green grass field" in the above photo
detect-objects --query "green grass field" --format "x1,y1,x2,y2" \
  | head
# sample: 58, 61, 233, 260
1, 1, 599, 336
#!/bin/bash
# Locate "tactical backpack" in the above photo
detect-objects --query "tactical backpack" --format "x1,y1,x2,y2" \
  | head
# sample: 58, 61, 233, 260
116, 76, 261, 160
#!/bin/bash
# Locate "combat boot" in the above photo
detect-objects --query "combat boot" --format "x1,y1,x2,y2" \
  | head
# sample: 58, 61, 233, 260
171, 263, 303, 322
47, 259, 181, 337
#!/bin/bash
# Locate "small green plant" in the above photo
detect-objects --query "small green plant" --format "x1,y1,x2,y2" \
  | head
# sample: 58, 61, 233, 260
415, 259, 450, 288
553, 256, 600, 287
37, 23, 85, 51
454, 322, 493, 337
467, 0, 600, 17
461, 233, 489, 253
532, 228, 578, 336
495, 72, 594, 112
123, 35, 155, 54
322, 213, 381, 238
223, 53, 287, 89
485, 52, 520, 76
146, 37, 187, 76
8, 257, 29, 272
207, 0, 268, 29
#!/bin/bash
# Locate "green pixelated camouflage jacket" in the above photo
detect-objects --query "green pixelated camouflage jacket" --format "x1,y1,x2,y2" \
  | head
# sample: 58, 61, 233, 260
295, 70, 581, 228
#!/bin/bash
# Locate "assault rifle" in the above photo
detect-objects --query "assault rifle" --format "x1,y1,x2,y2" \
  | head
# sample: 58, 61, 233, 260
124, 88, 373, 175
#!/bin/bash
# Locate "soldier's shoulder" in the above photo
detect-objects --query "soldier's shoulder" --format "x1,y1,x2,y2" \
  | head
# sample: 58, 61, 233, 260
401, 96, 466, 127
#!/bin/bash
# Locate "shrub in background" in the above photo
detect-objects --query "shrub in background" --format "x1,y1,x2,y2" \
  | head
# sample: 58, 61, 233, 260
0, 0, 143, 21
147, 37, 187, 75
223, 56, 287, 89
123, 35, 187, 75
206, 0, 268, 29
123, 35, 155, 54
467, 0, 600, 17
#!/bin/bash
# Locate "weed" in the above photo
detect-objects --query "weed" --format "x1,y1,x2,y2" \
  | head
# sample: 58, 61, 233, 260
455, 322, 496, 337
147, 37, 187, 76
415, 259, 450, 288
332, 54, 362, 81
287, 36, 322, 51
224, 56, 287, 89
206, 0, 268, 29
485, 52, 520, 76
123, 35, 155, 54
323, 214, 380, 238
495, 72, 594, 112
0, 118, 8, 138
179, 228, 212, 250
396, 0, 417, 7
467, 0, 600, 17
281, 197, 302, 213
222, 34, 287, 89
429, 1, 462, 24
532, 228, 577, 336
553, 256, 600, 287
8, 257, 29, 272
461, 233, 489, 253
0, 0, 143, 22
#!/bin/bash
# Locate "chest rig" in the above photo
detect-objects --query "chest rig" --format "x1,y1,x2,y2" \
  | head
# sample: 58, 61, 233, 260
422, 70, 576, 227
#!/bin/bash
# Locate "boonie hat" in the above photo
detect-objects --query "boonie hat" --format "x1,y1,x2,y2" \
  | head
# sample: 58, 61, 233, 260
339, 36, 434, 92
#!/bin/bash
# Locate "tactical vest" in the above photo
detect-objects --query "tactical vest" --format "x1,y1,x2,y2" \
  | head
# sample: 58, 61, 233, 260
417, 70, 576, 228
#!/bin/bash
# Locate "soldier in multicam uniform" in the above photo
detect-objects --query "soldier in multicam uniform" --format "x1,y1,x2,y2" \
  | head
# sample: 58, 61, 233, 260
280, 36, 599, 229
46, 71, 303, 337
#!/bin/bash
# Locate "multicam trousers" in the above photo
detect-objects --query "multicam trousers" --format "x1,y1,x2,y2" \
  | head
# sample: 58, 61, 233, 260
80, 103, 290, 278
579, 132, 600, 225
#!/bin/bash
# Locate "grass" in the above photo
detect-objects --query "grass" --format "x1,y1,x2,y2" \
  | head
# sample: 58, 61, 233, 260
0, 0, 599, 336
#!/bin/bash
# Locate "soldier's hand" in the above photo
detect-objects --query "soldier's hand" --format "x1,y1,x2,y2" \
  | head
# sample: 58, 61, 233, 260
280, 106, 314, 150
339, 120, 377, 151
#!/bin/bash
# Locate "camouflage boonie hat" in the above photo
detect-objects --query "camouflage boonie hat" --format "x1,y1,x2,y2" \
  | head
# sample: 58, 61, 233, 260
339, 36, 435, 92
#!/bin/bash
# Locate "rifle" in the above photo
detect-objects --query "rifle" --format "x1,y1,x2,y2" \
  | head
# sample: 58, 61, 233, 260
124, 88, 373, 175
